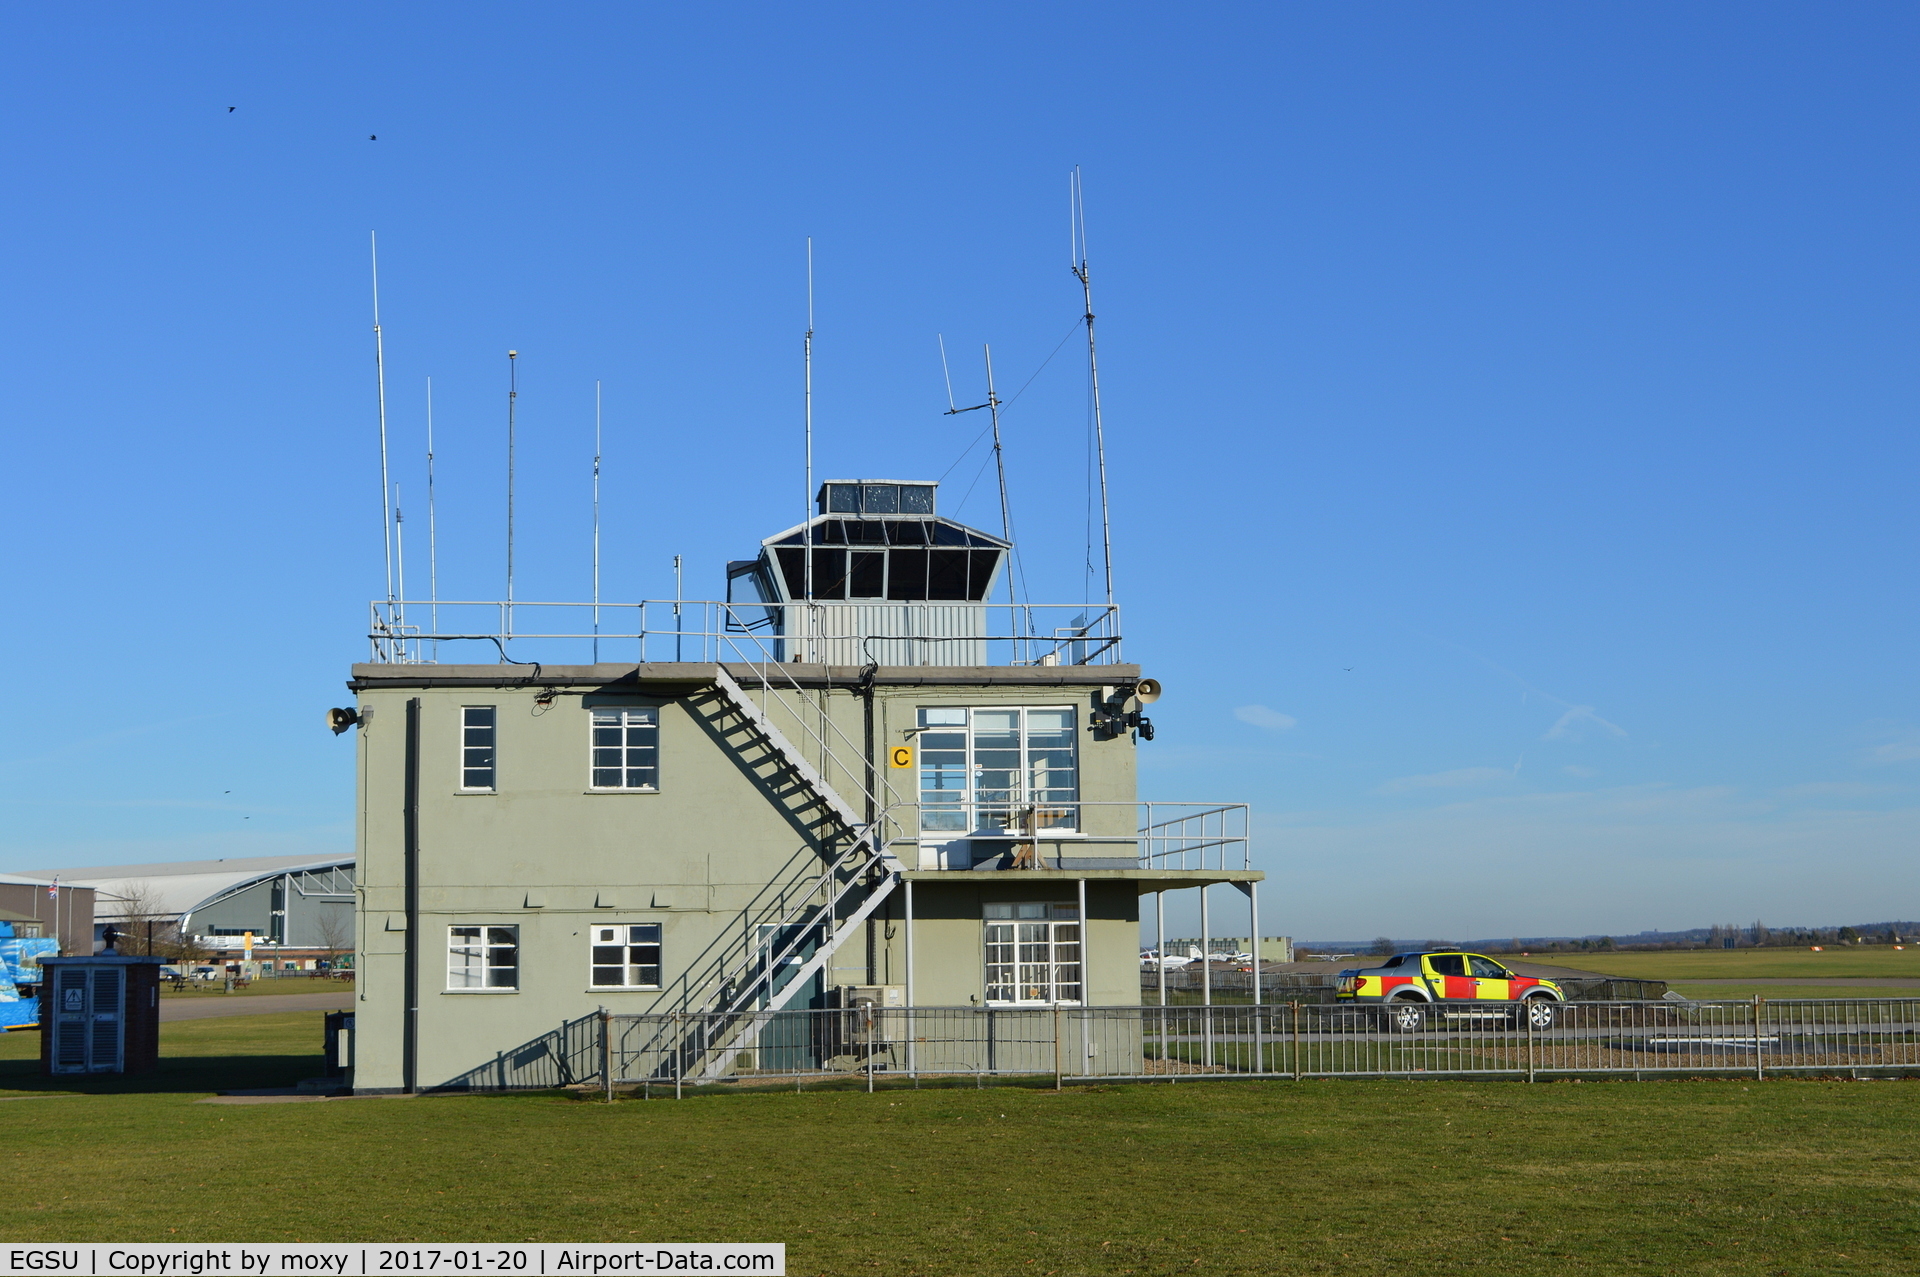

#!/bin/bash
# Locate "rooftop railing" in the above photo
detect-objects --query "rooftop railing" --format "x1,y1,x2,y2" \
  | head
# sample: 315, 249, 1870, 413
368, 599, 1122, 667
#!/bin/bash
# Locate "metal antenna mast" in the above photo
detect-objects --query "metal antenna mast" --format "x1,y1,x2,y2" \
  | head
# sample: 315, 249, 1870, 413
593, 379, 602, 663
983, 344, 1013, 547
803, 238, 815, 606
1071, 168, 1116, 609
394, 484, 407, 658
505, 350, 518, 649
426, 377, 439, 658
937, 334, 958, 411
371, 233, 395, 608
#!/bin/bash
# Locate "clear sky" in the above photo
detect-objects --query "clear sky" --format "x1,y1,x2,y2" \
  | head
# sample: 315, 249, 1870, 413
2, 5, 1915, 942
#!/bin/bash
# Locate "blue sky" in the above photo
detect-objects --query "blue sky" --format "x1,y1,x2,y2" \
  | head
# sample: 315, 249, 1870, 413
2, 5, 1916, 941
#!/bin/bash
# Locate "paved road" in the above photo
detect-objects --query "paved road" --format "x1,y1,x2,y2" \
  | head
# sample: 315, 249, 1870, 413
160, 991, 355, 1022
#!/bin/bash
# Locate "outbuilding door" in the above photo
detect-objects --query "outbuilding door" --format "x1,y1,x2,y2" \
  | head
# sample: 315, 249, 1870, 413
50, 966, 124, 1074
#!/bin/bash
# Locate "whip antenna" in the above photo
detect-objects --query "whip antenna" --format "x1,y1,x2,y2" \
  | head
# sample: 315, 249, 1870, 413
394, 484, 407, 657
937, 334, 958, 412
505, 350, 519, 651
803, 239, 815, 606
1071, 167, 1116, 609
593, 379, 602, 663
426, 377, 439, 657
371, 233, 394, 608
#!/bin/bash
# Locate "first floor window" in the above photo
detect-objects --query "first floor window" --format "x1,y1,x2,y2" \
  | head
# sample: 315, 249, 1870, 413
590, 923, 662, 988
917, 705, 1078, 833
592, 706, 659, 789
461, 706, 496, 790
983, 903, 1081, 1004
448, 925, 518, 990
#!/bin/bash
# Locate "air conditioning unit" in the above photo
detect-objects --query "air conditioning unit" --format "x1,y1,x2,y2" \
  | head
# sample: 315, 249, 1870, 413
832, 985, 903, 1050
838, 984, 903, 1009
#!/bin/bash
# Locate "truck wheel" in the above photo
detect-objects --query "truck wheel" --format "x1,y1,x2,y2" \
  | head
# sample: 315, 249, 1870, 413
1386, 1000, 1426, 1033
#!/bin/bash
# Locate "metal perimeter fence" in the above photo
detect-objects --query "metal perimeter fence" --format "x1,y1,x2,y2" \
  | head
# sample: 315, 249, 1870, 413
1141, 971, 1673, 1002
429, 999, 1920, 1095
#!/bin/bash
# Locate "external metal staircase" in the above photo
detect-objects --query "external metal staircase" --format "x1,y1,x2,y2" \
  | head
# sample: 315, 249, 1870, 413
656, 666, 903, 1080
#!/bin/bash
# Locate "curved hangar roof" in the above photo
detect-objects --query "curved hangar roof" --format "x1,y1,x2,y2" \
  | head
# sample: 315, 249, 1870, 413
3, 854, 354, 924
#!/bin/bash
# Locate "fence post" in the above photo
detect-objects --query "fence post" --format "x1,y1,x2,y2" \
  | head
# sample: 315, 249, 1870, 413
1054, 1006, 1064, 1091
673, 1012, 683, 1100
1525, 1001, 1535, 1083
865, 1007, 875, 1094
601, 1009, 613, 1103
1291, 1001, 1302, 1082
1755, 995, 1765, 1082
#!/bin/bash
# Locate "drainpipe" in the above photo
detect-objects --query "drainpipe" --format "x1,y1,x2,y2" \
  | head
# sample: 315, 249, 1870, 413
858, 661, 878, 990
857, 660, 878, 824
403, 697, 421, 1094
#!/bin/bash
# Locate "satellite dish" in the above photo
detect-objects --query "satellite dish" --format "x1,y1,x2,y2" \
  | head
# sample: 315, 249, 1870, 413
1134, 678, 1163, 704
326, 707, 361, 735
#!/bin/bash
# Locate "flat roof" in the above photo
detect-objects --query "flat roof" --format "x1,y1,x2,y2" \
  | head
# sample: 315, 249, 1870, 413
350, 662, 1138, 691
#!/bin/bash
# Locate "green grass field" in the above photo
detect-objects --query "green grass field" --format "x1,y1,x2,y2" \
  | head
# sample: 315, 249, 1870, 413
1564, 947, 1920, 979
5, 1014, 1920, 1273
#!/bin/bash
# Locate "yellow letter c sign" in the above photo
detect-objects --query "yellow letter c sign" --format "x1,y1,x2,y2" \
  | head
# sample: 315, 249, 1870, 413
889, 745, 914, 769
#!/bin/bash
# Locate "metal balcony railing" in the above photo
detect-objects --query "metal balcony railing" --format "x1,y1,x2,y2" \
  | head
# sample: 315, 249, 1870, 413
881, 801, 1251, 872
367, 599, 1122, 667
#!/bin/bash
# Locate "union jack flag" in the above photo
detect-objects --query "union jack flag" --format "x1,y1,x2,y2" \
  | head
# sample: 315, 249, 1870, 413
47, 878, 57, 899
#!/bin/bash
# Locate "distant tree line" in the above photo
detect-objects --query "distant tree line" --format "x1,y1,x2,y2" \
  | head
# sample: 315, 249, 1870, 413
1335, 922, 1911, 956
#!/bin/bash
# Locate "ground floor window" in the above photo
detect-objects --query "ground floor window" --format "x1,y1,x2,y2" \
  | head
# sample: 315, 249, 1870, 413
590, 923, 663, 988
984, 902, 1081, 1004
448, 925, 518, 990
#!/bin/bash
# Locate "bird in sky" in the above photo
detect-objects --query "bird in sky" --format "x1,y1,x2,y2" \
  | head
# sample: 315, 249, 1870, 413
369, 134, 377, 141
228, 106, 235, 112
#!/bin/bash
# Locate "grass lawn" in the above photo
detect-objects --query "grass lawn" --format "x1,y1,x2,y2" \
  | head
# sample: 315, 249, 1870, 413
1559, 947, 1920, 979
3, 1016, 1920, 1272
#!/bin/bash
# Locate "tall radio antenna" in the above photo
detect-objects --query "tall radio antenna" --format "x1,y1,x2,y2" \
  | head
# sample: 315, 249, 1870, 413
505, 350, 519, 649
983, 344, 1031, 622
982, 344, 1012, 547
370, 232, 395, 607
425, 377, 439, 657
394, 484, 408, 658
802, 238, 815, 605
1071, 167, 1116, 609
592, 379, 603, 663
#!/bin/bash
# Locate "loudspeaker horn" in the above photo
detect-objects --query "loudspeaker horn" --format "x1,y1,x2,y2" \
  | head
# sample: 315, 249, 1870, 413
326, 707, 361, 735
1133, 678, 1163, 704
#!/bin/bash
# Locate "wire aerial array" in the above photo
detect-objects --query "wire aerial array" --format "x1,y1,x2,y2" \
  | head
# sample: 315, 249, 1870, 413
369, 177, 1122, 664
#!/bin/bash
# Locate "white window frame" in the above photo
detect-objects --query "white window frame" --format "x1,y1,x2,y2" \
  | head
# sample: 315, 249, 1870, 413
588, 922, 664, 990
460, 705, 497, 791
590, 706, 660, 791
983, 902, 1082, 1006
917, 706, 1079, 834
447, 925, 519, 992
